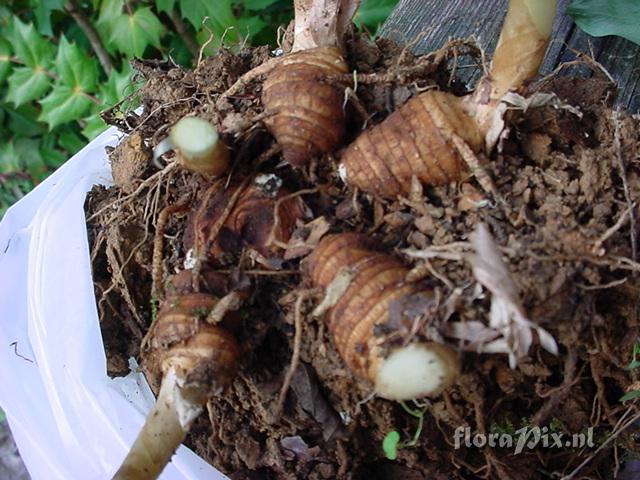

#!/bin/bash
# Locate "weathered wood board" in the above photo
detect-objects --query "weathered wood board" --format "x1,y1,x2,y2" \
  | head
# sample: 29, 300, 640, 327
380, 0, 640, 112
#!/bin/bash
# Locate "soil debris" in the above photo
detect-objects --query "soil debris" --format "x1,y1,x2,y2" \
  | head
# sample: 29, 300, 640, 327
87, 29, 640, 480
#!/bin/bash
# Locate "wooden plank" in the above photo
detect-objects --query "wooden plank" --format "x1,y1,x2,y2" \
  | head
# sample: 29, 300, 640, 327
379, 0, 640, 112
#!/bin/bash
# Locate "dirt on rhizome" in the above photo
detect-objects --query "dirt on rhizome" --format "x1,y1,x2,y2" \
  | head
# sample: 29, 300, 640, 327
85, 23, 640, 480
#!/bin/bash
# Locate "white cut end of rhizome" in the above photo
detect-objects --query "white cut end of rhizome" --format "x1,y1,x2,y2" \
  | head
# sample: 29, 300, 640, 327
170, 116, 219, 158
374, 343, 458, 401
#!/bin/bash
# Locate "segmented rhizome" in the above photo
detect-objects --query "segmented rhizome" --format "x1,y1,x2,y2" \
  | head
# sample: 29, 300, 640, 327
185, 176, 307, 260
144, 292, 241, 393
307, 233, 460, 400
339, 91, 483, 197
262, 46, 349, 167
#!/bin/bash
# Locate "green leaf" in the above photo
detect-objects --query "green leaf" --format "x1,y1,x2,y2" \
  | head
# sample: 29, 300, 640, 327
81, 114, 108, 140
625, 360, 640, 371
354, 0, 398, 33
14, 137, 47, 181
382, 431, 400, 460
98, 63, 134, 107
109, 7, 164, 57
38, 84, 93, 129
0, 37, 11, 82
33, 0, 65, 36
96, 0, 123, 53
0, 141, 20, 173
179, 0, 237, 37
7, 17, 54, 68
0, 407, 5, 423
6, 66, 52, 106
241, 0, 281, 10
620, 390, 640, 403
55, 36, 99, 92
567, 0, 640, 46
156, 0, 177, 14
237, 16, 267, 41
97, 0, 124, 27
5, 104, 47, 137
57, 128, 86, 154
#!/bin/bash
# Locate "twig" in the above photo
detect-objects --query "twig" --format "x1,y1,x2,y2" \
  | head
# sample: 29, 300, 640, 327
271, 290, 313, 422
151, 203, 189, 300
562, 407, 640, 480
168, 10, 200, 60
591, 203, 635, 255
65, 0, 113, 74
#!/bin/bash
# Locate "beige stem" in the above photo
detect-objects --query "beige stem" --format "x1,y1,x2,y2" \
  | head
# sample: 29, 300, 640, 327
112, 368, 203, 480
292, 0, 361, 52
489, 0, 557, 102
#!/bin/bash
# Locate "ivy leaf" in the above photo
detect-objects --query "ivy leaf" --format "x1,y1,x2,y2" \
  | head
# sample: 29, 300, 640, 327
81, 114, 108, 141
567, 0, 640, 46
7, 17, 54, 68
38, 84, 93, 129
237, 16, 267, 40
241, 0, 281, 10
57, 128, 86, 154
109, 7, 164, 57
96, 0, 123, 53
382, 431, 401, 460
6, 66, 52, 106
156, 0, 177, 14
0, 141, 20, 173
180, 0, 237, 37
6, 104, 46, 137
55, 36, 99, 92
33, 0, 65, 37
354, 0, 398, 33
0, 37, 11, 83
14, 137, 47, 181
99, 64, 133, 106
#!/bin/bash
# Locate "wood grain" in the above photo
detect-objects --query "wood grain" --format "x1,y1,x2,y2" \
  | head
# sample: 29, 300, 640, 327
380, 0, 640, 112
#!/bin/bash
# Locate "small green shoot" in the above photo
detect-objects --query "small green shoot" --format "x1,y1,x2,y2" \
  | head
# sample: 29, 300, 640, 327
382, 430, 400, 460
382, 400, 428, 460
620, 342, 640, 402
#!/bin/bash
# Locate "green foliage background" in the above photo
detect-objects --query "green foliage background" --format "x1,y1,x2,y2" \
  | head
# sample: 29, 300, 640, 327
0, 0, 398, 217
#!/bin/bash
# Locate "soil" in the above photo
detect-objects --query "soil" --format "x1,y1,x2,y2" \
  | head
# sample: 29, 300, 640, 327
86, 28, 640, 480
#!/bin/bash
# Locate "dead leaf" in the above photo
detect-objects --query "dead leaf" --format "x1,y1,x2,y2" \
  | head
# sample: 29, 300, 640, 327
447, 223, 558, 368
291, 363, 345, 441
313, 266, 356, 317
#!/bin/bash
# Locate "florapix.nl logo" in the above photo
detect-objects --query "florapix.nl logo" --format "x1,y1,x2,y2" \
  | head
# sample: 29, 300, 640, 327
453, 425, 595, 455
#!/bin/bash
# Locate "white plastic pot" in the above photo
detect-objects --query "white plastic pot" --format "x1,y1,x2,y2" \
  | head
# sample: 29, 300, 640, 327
0, 127, 228, 480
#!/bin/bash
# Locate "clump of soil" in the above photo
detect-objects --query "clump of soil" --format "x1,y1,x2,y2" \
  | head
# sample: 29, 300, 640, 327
86, 28, 640, 480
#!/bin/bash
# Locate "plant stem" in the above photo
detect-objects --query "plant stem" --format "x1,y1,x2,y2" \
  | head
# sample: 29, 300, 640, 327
65, 0, 114, 74
112, 367, 203, 480
488, 0, 557, 102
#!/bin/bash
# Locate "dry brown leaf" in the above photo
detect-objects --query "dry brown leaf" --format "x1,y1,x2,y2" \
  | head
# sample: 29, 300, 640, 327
447, 223, 558, 368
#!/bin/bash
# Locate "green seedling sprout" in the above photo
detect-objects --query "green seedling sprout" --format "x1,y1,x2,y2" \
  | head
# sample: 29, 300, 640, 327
382, 400, 429, 460
620, 342, 640, 403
